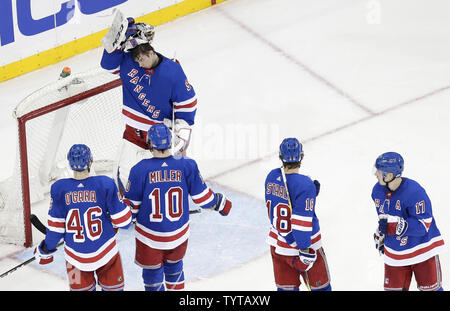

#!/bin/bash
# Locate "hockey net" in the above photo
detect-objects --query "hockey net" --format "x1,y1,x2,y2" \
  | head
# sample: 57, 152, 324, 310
0, 68, 123, 247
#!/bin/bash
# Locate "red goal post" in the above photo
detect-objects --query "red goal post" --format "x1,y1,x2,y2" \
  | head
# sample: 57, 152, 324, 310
0, 69, 123, 247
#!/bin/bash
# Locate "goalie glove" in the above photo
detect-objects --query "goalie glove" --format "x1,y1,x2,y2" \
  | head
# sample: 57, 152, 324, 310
101, 9, 129, 53
163, 118, 192, 155
211, 193, 232, 216
34, 240, 57, 265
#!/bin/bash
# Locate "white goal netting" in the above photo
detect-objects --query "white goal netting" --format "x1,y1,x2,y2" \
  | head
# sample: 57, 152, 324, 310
0, 68, 123, 246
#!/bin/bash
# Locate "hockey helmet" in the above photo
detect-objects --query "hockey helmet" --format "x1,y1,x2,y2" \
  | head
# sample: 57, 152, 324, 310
375, 152, 404, 178
279, 138, 303, 163
147, 124, 172, 150
67, 144, 93, 171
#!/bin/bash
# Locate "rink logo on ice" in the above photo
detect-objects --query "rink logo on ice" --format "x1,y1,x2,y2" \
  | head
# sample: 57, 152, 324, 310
0, 0, 127, 46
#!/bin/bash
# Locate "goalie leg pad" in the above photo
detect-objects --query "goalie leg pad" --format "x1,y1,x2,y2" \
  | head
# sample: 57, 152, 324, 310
115, 130, 151, 194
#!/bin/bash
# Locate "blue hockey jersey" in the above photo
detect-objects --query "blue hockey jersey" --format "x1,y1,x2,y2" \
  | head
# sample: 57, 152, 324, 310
264, 168, 322, 256
45, 175, 131, 271
100, 49, 197, 131
124, 155, 218, 250
372, 177, 446, 266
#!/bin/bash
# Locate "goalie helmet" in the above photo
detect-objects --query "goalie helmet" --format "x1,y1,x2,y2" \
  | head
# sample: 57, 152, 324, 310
147, 124, 172, 150
67, 144, 93, 171
279, 138, 303, 163
123, 23, 155, 52
375, 152, 404, 178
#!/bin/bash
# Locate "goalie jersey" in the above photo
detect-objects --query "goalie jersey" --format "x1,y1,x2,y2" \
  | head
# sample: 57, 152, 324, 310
265, 168, 322, 256
44, 176, 132, 271
124, 156, 218, 250
372, 178, 446, 266
100, 49, 197, 131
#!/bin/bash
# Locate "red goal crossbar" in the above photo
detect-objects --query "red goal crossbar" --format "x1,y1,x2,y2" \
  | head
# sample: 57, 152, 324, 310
17, 78, 122, 247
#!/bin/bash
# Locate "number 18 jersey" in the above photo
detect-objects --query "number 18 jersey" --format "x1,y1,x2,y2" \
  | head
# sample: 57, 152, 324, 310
264, 168, 321, 256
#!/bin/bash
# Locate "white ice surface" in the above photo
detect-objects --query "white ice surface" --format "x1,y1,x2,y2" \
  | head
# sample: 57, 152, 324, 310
1, 0, 450, 291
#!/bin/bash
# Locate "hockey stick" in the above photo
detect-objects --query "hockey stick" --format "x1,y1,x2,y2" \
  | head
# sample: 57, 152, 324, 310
0, 215, 63, 278
30, 214, 47, 234
280, 166, 312, 291
0, 254, 36, 279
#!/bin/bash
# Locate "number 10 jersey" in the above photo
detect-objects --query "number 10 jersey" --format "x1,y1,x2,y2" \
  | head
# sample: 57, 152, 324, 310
124, 155, 218, 250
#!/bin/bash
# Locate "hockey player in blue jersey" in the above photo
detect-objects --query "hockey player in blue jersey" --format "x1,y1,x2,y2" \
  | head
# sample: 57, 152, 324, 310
34, 144, 132, 291
123, 123, 232, 291
372, 152, 445, 291
100, 13, 197, 193
264, 138, 331, 291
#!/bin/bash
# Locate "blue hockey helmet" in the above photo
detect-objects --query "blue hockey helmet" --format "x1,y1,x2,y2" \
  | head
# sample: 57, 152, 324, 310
279, 138, 303, 163
67, 144, 92, 171
375, 152, 404, 178
147, 123, 172, 150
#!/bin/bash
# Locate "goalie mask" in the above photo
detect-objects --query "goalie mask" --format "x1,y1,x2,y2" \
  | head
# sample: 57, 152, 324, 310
123, 23, 155, 52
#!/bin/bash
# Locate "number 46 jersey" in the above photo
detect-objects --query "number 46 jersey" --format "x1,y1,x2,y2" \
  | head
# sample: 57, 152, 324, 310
265, 168, 322, 256
45, 175, 132, 271
124, 155, 219, 250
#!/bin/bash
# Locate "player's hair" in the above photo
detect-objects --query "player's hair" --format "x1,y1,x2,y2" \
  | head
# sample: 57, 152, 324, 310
131, 43, 154, 61
281, 161, 301, 170
150, 146, 170, 154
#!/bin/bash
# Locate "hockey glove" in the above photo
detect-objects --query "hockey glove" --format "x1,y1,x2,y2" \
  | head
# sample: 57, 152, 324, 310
313, 180, 320, 196
34, 240, 57, 265
212, 193, 232, 216
373, 228, 385, 255
378, 215, 408, 237
294, 248, 317, 272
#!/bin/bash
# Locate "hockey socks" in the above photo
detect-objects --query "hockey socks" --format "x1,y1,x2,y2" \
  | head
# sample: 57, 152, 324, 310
164, 260, 185, 291
143, 267, 165, 291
